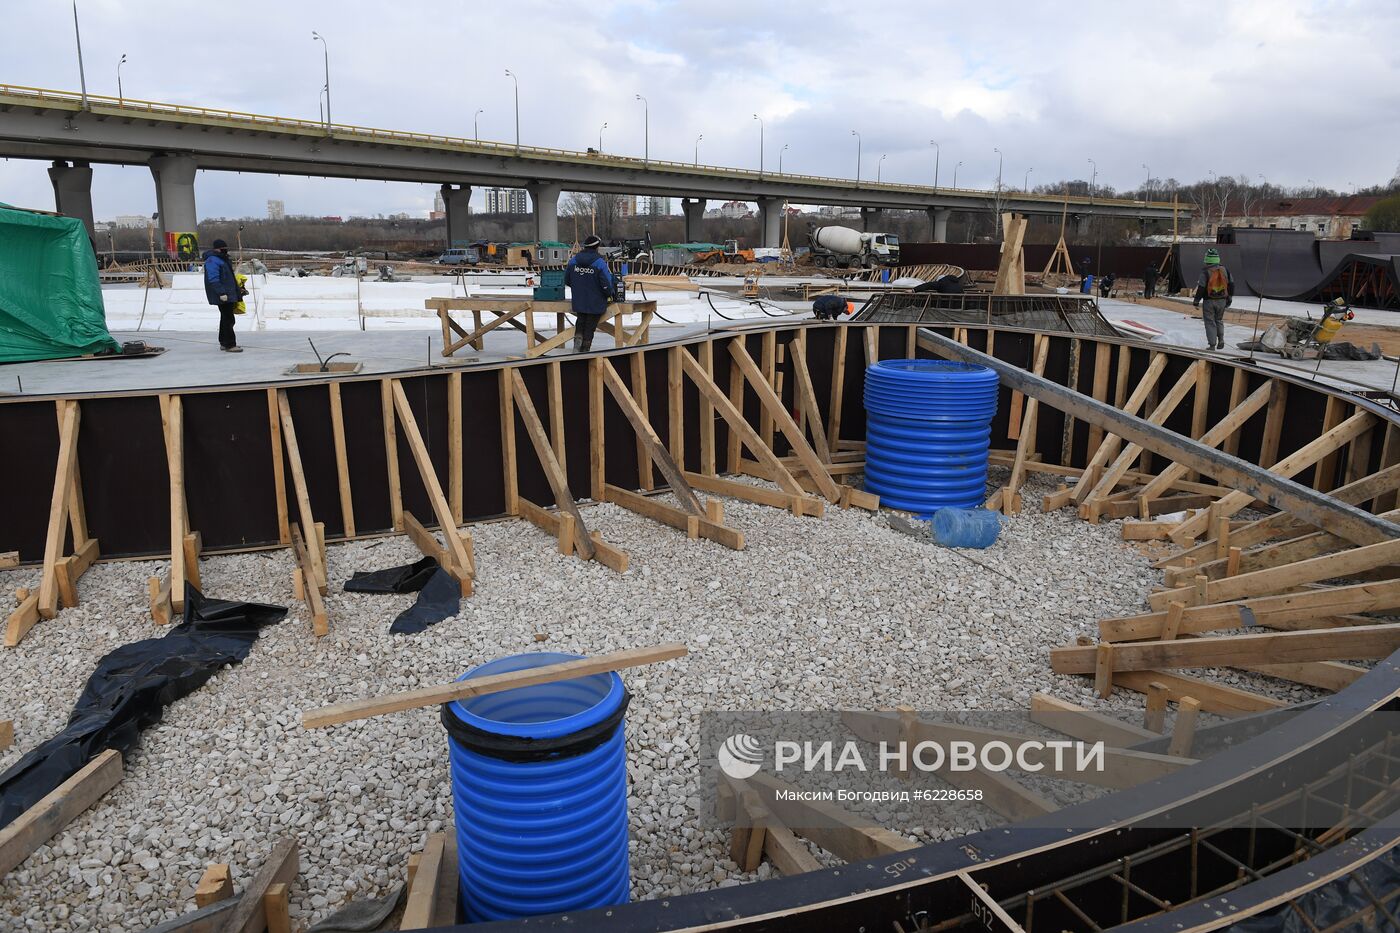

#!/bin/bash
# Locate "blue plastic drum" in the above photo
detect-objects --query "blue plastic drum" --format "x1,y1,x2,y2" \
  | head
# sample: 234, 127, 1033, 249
863, 359, 1000, 516
443, 652, 630, 922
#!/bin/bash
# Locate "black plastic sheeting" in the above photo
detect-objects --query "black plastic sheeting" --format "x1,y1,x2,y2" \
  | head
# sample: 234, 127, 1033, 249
0, 586, 287, 830
1173, 233, 1400, 308
1230, 843, 1400, 931
344, 557, 461, 634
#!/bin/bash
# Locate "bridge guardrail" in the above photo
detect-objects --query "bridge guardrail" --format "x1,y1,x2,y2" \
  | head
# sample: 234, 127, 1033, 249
0, 84, 1180, 211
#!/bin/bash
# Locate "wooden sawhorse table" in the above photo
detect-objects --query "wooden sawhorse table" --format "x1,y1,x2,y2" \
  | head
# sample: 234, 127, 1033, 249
425, 297, 656, 358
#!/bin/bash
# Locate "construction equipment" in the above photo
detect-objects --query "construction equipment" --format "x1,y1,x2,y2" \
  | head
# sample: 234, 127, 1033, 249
694, 239, 755, 265
1254, 297, 1356, 360
807, 225, 900, 270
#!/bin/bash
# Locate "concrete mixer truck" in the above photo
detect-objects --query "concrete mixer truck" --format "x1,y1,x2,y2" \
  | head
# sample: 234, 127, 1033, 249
807, 225, 900, 270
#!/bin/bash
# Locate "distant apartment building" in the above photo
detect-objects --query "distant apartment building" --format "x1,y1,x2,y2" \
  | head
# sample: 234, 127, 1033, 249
430, 190, 446, 221
615, 195, 639, 218
639, 196, 671, 216
1195, 195, 1379, 239
716, 200, 754, 220
113, 214, 149, 229
267, 199, 286, 220
484, 187, 529, 214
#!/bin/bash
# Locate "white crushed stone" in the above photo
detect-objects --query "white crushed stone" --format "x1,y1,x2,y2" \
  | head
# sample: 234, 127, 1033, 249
0, 473, 1324, 929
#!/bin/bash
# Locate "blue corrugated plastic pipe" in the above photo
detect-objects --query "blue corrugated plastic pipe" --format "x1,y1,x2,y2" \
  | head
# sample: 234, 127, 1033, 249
444, 653, 630, 922
863, 359, 1000, 516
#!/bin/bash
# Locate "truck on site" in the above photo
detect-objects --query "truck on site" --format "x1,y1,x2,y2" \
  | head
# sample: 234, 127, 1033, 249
807, 225, 900, 269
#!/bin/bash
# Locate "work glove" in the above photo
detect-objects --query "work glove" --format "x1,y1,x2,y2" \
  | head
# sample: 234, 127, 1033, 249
219, 294, 229, 302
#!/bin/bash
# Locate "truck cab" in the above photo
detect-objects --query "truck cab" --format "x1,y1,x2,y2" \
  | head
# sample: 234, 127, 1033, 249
870, 234, 900, 266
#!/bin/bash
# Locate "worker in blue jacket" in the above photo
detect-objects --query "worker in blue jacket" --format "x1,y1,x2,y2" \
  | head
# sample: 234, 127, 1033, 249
565, 235, 621, 352
202, 239, 245, 352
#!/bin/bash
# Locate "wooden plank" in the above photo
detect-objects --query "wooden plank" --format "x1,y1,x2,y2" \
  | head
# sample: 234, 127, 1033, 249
1234, 659, 1365, 692
729, 788, 767, 872
38, 400, 80, 619
0, 719, 11, 752
219, 838, 299, 933
264, 882, 292, 933
400, 833, 446, 930
1107, 669, 1285, 715
277, 392, 327, 591
629, 352, 653, 491
1314, 394, 1349, 493
328, 382, 357, 537
1101, 579, 1400, 642
600, 360, 704, 513
1345, 410, 1375, 487
290, 523, 328, 637
1085, 342, 1112, 458
739, 772, 914, 861
787, 339, 832, 463
0, 749, 122, 878
919, 329, 1400, 548
726, 348, 745, 474
1186, 360, 1212, 482
1137, 380, 1273, 502
266, 389, 290, 545
54, 537, 99, 611
160, 396, 188, 614
760, 330, 778, 451
603, 484, 743, 550
589, 357, 605, 501
1028, 693, 1157, 747
391, 382, 476, 579
509, 370, 597, 561
667, 347, 684, 465
304, 644, 687, 728
1168, 697, 1200, 757
447, 372, 463, 525
682, 471, 824, 518
431, 834, 459, 928
678, 351, 805, 496
148, 575, 173, 627
194, 863, 232, 908
1258, 381, 1289, 468
1052, 623, 1400, 674
381, 379, 404, 531
1221, 366, 1249, 457
1145, 682, 1169, 733
827, 326, 848, 447
728, 340, 842, 503
698, 341, 716, 476
1059, 338, 1081, 466
499, 369, 519, 515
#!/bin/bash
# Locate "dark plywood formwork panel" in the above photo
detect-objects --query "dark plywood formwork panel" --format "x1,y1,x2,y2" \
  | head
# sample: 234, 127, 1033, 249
183, 390, 281, 550
77, 395, 168, 557
283, 384, 344, 539
1, 401, 61, 561
340, 379, 393, 534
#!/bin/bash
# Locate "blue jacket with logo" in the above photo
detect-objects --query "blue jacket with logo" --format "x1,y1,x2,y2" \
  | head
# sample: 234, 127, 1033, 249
203, 250, 239, 306
564, 248, 618, 316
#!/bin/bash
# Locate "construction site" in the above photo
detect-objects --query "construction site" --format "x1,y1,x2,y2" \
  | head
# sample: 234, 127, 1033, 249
7, 8, 1400, 928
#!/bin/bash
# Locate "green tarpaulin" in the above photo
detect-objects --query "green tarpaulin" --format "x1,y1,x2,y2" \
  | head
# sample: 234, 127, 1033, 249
0, 203, 118, 363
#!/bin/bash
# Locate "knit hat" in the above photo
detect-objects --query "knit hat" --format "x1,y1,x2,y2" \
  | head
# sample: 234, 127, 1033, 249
582, 235, 603, 248
212, 238, 229, 250
1204, 248, 1220, 265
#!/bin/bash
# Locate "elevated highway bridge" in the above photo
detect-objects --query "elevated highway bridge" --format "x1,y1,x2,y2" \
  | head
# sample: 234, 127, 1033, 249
0, 84, 1181, 249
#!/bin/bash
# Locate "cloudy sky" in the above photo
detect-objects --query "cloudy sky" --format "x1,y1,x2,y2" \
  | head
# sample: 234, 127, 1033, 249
1, 0, 1397, 221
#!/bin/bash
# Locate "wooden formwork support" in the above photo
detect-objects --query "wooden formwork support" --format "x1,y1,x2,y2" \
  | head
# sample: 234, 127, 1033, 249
682, 471, 824, 518
195, 863, 233, 908
0, 749, 122, 878
220, 838, 299, 933
34, 400, 86, 623
0, 719, 11, 752
266, 389, 291, 545
1028, 693, 1158, 747
328, 381, 358, 537
290, 523, 328, 637
603, 484, 743, 550
390, 381, 477, 581
787, 339, 832, 463
403, 511, 474, 596
722, 781, 822, 877
276, 391, 327, 593
509, 370, 593, 558
1091, 669, 1285, 716
381, 378, 404, 531
1136, 381, 1274, 504
827, 326, 848, 449
401, 833, 448, 930
1070, 353, 1169, 507
148, 575, 174, 626
599, 359, 704, 514
731, 771, 915, 862
1052, 622, 1400, 675
629, 352, 653, 491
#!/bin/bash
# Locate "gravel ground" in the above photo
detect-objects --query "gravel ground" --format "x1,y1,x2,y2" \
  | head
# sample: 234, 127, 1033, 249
0, 473, 1321, 930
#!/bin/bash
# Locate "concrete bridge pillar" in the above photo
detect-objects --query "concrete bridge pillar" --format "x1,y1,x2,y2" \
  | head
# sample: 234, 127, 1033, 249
441, 184, 472, 247
682, 198, 706, 242
1075, 214, 1092, 238
928, 207, 950, 243
527, 183, 561, 244
757, 197, 782, 248
860, 207, 882, 231
148, 153, 198, 248
48, 160, 95, 243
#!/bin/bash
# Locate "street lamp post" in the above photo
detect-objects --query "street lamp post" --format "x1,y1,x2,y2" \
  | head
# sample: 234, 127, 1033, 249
1088, 158, 1098, 202
953, 161, 962, 188
1142, 162, 1151, 196
850, 130, 861, 184
117, 53, 126, 104
779, 143, 788, 175
505, 70, 520, 153
637, 94, 649, 164
1024, 167, 1033, 193
929, 140, 940, 190
694, 134, 702, 166
72, 1, 88, 111
877, 154, 886, 184
752, 114, 764, 178
598, 121, 607, 152
311, 32, 331, 129
994, 147, 1003, 192
474, 109, 483, 141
